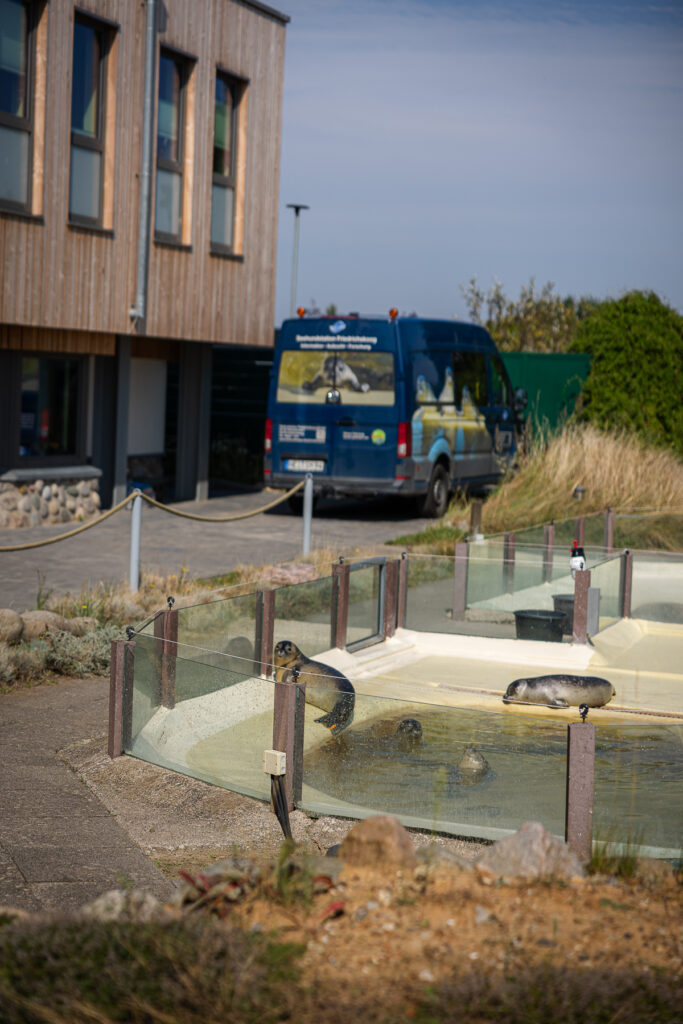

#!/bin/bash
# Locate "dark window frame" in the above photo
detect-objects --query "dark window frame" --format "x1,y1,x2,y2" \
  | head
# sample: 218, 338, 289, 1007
15, 352, 88, 468
210, 69, 245, 255
0, 0, 36, 215
154, 47, 192, 245
68, 11, 113, 228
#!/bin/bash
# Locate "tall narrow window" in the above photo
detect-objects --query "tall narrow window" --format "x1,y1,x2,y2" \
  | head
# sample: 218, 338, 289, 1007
69, 14, 109, 224
211, 71, 241, 252
155, 50, 187, 240
0, 0, 33, 210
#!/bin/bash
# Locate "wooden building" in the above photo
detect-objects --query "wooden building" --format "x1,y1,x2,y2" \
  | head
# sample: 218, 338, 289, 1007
0, 0, 287, 505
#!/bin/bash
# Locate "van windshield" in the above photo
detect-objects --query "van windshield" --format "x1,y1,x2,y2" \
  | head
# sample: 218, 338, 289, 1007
276, 350, 395, 406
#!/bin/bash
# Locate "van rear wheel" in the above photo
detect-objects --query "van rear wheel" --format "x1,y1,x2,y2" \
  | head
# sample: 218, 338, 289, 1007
420, 465, 449, 518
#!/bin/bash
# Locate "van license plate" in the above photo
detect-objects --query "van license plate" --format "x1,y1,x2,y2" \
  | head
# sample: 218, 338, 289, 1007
284, 459, 325, 472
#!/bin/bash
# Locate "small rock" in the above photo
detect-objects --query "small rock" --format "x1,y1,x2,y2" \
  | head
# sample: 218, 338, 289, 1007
337, 815, 417, 869
0, 609, 24, 644
80, 889, 171, 923
82, 497, 95, 515
29, 511, 42, 527
33, 479, 44, 494
18, 495, 32, 513
0, 510, 9, 528
41, 485, 51, 501
0, 490, 18, 511
59, 508, 71, 523
354, 907, 368, 921
48, 498, 60, 516
50, 483, 59, 498
21, 609, 70, 639
66, 496, 77, 513
474, 905, 493, 924
66, 485, 79, 497
476, 822, 584, 881
40, 499, 49, 518
78, 481, 91, 497
8, 512, 29, 528
419, 969, 435, 982
92, 491, 101, 508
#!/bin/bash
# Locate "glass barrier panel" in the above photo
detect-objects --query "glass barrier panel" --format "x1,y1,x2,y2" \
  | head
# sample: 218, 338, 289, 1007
593, 721, 682, 859
300, 690, 569, 842
124, 633, 273, 801
630, 552, 683, 623
273, 575, 334, 657
347, 564, 381, 647
589, 556, 623, 632
404, 555, 457, 634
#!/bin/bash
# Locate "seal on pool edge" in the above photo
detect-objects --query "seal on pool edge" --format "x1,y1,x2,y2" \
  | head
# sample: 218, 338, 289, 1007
502, 674, 615, 709
273, 640, 355, 733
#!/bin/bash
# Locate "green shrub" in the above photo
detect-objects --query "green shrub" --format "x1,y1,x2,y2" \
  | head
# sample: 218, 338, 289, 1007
571, 291, 683, 455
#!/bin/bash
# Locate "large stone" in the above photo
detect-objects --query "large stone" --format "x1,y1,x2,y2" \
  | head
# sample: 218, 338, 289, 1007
41, 485, 51, 501
29, 511, 42, 528
476, 821, 584, 881
66, 495, 77, 513
18, 495, 32, 513
0, 609, 24, 644
33, 479, 44, 494
337, 815, 417, 868
20, 610, 70, 639
0, 490, 18, 511
65, 616, 99, 637
8, 512, 29, 528
40, 499, 49, 518
48, 498, 60, 516
78, 481, 90, 497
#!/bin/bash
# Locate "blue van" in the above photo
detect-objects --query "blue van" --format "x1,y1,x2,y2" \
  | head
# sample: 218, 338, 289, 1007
264, 312, 525, 516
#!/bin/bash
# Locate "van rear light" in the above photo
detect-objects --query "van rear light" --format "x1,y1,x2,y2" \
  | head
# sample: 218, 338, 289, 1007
264, 417, 273, 453
397, 421, 411, 458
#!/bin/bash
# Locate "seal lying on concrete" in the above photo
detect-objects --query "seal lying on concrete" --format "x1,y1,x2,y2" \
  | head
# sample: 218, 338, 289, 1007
502, 674, 616, 709
274, 640, 355, 733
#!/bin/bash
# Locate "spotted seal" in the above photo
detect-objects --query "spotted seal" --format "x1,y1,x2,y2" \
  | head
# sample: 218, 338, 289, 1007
395, 717, 423, 751
274, 640, 355, 733
502, 674, 615, 709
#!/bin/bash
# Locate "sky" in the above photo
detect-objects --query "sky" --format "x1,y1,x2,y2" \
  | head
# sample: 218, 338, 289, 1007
272, 0, 683, 325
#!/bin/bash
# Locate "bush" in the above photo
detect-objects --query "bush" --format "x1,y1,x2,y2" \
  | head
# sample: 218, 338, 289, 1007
571, 291, 683, 456
0, 625, 120, 692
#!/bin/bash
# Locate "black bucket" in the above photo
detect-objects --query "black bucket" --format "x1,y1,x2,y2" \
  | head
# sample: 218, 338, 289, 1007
514, 609, 566, 642
552, 593, 575, 633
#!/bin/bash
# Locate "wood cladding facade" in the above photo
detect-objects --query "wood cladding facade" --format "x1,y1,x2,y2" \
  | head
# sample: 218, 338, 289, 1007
0, 0, 287, 349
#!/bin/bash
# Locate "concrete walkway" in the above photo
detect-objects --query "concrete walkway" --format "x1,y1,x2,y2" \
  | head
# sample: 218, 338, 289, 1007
0, 489, 428, 612
0, 676, 173, 913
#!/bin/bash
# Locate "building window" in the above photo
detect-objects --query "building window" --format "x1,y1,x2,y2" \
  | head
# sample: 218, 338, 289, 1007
0, 0, 33, 211
155, 50, 188, 241
211, 71, 242, 252
69, 14, 111, 225
20, 356, 81, 458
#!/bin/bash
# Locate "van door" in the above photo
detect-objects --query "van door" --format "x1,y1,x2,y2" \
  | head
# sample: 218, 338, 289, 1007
450, 349, 496, 482
486, 353, 516, 464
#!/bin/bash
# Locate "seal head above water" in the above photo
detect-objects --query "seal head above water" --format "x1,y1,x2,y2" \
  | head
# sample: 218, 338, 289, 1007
503, 674, 615, 709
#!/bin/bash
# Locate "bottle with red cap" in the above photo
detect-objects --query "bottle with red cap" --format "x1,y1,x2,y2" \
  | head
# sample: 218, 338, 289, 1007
570, 539, 586, 577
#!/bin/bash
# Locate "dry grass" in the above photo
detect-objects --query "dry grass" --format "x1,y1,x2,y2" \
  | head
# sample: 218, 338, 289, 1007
445, 424, 683, 539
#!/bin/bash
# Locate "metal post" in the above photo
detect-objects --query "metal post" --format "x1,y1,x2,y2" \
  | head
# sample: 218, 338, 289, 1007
565, 720, 596, 864
452, 541, 469, 620
108, 638, 135, 758
543, 522, 555, 584
572, 568, 591, 644
131, 0, 157, 327
503, 532, 516, 595
287, 203, 309, 316
302, 473, 313, 555
272, 673, 306, 809
128, 491, 142, 592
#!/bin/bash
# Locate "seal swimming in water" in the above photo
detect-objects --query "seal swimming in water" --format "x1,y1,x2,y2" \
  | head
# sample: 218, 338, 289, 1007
274, 640, 355, 733
502, 674, 615, 709
395, 717, 423, 752
458, 744, 489, 778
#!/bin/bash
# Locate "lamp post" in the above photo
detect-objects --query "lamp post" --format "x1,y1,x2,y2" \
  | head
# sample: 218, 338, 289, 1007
287, 203, 309, 317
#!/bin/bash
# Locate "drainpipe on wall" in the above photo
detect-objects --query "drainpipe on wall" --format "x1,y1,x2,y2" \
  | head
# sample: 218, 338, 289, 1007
130, 0, 157, 330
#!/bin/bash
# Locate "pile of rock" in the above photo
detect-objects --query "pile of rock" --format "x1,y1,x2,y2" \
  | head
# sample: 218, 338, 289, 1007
0, 478, 101, 530
0, 608, 99, 643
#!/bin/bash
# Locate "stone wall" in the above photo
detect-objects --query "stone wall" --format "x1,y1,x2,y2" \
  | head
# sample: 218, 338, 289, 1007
0, 478, 101, 529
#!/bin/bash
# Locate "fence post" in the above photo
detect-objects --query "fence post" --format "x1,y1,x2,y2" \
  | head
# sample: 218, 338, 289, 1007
256, 589, 276, 678
452, 541, 469, 621
503, 532, 516, 594
604, 508, 614, 554
272, 673, 306, 810
331, 561, 350, 649
469, 499, 483, 539
620, 549, 633, 619
572, 568, 591, 644
128, 491, 142, 592
543, 522, 555, 584
565, 720, 596, 864
302, 474, 313, 555
573, 516, 585, 547
397, 552, 408, 629
383, 559, 399, 639
108, 638, 135, 758
153, 607, 178, 708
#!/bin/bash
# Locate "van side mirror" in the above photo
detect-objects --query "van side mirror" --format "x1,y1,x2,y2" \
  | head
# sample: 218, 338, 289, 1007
514, 386, 528, 413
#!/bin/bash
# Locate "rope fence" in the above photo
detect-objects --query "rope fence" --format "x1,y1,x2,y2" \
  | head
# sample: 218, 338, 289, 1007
0, 478, 312, 592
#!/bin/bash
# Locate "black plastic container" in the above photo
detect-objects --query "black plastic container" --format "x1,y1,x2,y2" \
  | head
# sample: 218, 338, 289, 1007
552, 593, 575, 633
514, 609, 566, 642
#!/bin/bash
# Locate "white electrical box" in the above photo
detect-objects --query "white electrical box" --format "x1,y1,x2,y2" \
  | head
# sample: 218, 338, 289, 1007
263, 749, 287, 775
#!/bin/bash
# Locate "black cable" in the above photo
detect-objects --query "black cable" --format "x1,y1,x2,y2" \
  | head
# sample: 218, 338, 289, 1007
270, 774, 292, 839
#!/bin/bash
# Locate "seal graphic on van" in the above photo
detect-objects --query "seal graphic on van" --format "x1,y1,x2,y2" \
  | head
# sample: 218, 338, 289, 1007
329, 320, 347, 334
